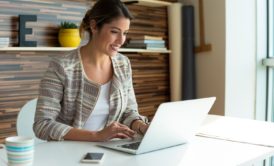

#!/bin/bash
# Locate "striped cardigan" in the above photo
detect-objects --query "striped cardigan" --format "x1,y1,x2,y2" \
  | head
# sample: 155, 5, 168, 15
33, 48, 146, 141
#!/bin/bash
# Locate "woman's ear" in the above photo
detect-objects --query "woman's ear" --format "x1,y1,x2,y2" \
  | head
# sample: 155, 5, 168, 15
90, 20, 97, 33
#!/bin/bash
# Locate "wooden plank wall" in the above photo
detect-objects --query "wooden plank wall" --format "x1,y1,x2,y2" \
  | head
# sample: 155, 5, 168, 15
0, 51, 68, 140
0, 0, 173, 143
0, 0, 91, 46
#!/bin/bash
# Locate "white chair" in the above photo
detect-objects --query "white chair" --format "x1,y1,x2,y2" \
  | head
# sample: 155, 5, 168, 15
17, 98, 46, 144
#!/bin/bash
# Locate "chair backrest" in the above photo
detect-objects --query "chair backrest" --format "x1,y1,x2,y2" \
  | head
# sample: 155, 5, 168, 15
17, 98, 45, 144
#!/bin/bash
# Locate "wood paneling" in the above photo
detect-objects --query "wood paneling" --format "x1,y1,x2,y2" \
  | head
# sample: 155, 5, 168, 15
0, 51, 66, 140
0, 0, 172, 143
127, 53, 170, 119
127, 5, 168, 41
0, 0, 91, 46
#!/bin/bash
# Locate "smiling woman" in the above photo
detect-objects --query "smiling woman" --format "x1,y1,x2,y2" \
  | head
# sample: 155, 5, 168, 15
33, 0, 149, 142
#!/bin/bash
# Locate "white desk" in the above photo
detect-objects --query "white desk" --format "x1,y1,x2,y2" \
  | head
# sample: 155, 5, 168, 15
0, 136, 273, 166
0, 115, 273, 166
198, 115, 274, 147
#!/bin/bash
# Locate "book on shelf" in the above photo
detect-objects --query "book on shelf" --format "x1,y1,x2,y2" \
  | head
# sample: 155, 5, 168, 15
132, 35, 163, 40
0, 37, 9, 47
125, 42, 166, 49
0, 45, 9, 48
0, 37, 10, 41
145, 47, 167, 51
129, 39, 165, 44
0, 42, 9, 44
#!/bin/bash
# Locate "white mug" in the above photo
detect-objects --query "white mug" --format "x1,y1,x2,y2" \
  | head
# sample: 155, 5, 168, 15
0, 136, 34, 166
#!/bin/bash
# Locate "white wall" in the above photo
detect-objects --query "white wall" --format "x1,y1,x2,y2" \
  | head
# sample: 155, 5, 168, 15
180, 0, 257, 119
225, 0, 256, 119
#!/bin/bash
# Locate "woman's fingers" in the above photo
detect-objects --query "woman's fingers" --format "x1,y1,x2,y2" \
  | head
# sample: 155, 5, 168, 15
109, 122, 135, 138
115, 126, 135, 137
110, 132, 132, 140
117, 126, 135, 135
141, 123, 149, 133
97, 122, 132, 141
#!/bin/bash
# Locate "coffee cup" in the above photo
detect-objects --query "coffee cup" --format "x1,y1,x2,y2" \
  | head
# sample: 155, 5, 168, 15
0, 136, 34, 166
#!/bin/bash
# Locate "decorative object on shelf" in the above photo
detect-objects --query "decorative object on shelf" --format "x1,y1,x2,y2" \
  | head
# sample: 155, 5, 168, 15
125, 35, 167, 50
133, 35, 163, 40
0, 37, 9, 48
19, 15, 37, 47
58, 21, 81, 47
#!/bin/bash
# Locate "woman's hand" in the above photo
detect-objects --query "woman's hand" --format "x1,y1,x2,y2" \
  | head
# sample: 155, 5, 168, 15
139, 122, 149, 135
131, 120, 149, 135
96, 122, 136, 141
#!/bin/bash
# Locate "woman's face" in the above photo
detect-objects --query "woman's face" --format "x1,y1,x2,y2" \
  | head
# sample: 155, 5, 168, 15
92, 17, 130, 56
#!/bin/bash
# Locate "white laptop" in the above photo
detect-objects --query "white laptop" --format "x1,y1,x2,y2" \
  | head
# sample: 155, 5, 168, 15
97, 97, 216, 155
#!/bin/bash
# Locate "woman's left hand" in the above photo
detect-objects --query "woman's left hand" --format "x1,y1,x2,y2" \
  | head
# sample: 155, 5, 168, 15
97, 122, 136, 141
132, 120, 149, 135
139, 122, 149, 135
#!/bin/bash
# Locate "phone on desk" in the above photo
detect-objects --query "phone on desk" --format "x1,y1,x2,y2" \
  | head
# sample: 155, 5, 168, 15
81, 152, 104, 163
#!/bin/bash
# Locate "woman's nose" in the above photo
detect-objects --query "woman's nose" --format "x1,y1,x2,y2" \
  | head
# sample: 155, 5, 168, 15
117, 34, 126, 45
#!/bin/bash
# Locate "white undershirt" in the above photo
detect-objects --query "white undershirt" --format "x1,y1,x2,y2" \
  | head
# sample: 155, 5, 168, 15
83, 81, 111, 131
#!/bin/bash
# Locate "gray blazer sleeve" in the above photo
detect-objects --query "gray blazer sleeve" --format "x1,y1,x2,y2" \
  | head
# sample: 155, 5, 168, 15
33, 59, 72, 141
120, 58, 148, 127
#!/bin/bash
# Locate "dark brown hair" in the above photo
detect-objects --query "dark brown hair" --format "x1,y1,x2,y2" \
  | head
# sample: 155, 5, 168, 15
80, 0, 133, 39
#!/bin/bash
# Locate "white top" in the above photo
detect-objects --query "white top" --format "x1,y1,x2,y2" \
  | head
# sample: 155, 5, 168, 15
83, 81, 111, 131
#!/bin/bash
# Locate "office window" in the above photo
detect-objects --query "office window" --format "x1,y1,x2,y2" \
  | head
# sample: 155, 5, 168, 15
270, 0, 274, 123
258, 0, 274, 121
265, 0, 274, 121
269, 0, 274, 165
257, 0, 273, 165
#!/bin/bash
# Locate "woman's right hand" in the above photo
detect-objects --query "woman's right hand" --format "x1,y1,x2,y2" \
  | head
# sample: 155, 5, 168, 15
96, 122, 136, 141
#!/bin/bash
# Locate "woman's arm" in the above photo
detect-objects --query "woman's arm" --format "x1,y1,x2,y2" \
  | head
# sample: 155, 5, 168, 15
64, 122, 136, 142
130, 120, 149, 135
33, 59, 72, 141
64, 128, 99, 141
120, 57, 149, 133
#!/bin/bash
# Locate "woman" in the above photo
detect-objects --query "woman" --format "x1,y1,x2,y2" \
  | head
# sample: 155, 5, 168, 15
33, 0, 149, 141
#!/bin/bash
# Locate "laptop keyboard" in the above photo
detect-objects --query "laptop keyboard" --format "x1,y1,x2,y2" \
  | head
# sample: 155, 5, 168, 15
119, 142, 141, 150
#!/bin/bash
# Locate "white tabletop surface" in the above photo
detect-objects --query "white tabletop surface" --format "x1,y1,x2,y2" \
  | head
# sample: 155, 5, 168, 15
0, 115, 274, 166
0, 136, 273, 166
198, 115, 274, 147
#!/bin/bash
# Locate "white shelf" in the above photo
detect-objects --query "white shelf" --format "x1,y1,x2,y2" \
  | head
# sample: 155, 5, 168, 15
0, 47, 75, 51
122, 0, 172, 7
119, 48, 171, 53
0, 47, 171, 53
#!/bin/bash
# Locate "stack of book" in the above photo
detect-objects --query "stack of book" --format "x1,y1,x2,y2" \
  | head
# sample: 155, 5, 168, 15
0, 37, 10, 48
125, 35, 167, 50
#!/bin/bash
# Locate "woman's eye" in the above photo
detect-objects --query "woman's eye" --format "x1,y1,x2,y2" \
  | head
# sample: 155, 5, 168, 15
111, 30, 119, 34
123, 32, 128, 36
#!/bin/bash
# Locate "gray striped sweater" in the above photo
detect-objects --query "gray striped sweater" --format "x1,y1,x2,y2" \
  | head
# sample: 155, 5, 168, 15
33, 48, 146, 141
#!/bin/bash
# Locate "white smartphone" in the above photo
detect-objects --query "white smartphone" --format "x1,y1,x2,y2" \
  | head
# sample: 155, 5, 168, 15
80, 152, 104, 163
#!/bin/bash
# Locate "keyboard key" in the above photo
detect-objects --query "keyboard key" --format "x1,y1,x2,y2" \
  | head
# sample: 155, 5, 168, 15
119, 142, 141, 150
